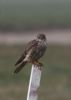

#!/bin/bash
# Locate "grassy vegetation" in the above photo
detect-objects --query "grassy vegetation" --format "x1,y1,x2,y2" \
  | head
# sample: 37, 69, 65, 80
0, 0, 71, 30
0, 44, 71, 100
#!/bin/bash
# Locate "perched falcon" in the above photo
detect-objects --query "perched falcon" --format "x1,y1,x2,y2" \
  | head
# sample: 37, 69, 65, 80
14, 34, 47, 74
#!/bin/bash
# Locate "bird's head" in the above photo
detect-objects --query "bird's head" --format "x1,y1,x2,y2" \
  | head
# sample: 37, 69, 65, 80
37, 34, 46, 41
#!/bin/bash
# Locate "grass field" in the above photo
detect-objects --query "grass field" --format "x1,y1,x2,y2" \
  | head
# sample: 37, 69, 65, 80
0, 0, 71, 30
0, 44, 71, 100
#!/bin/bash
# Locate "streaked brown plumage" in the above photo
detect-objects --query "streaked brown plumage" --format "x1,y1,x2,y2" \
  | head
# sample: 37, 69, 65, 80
14, 34, 47, 74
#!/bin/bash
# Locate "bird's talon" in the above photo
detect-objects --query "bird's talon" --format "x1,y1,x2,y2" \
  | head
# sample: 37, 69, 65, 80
35, 63, 43, 70
39, 63, 43, 66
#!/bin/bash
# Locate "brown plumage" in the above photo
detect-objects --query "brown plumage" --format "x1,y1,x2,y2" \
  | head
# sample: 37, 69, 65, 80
14, 34, 47, 74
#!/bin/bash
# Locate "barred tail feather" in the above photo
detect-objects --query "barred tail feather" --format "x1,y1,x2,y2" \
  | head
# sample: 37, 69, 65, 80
14, 61, 27, 74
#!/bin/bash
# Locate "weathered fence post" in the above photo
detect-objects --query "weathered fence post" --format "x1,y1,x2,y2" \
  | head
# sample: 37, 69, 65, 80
27, 64, 42, 100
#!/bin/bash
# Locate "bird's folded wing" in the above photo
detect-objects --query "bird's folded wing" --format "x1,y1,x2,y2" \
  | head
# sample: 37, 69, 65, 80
15, 39, 38, 66
15, 54, 26, 66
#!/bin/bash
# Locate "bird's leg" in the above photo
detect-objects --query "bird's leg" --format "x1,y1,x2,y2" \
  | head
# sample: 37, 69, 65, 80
33, 60, 43, 70
29, 58, 43, 70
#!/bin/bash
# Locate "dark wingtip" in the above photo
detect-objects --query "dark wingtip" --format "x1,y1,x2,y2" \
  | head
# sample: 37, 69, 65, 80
14, 61, 27, 74
14, 66, 21, 74
14, 70, 18, 74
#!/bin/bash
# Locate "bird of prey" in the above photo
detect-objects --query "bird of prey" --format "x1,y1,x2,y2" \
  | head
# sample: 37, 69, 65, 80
14, 34, 47, 74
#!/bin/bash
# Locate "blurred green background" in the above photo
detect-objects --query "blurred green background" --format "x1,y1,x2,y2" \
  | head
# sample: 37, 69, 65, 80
0, 45, 71, 100
0, 0, 71, 31
0, 0, 71, 100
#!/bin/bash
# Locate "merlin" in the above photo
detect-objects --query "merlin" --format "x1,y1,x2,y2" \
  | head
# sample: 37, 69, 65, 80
14, 34, 47, 74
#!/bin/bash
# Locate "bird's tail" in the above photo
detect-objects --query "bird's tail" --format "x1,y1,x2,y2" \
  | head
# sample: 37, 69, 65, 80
14, 61, 27, 74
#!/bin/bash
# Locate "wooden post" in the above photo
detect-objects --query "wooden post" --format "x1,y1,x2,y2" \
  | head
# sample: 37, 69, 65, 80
27, 64, 42, 100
